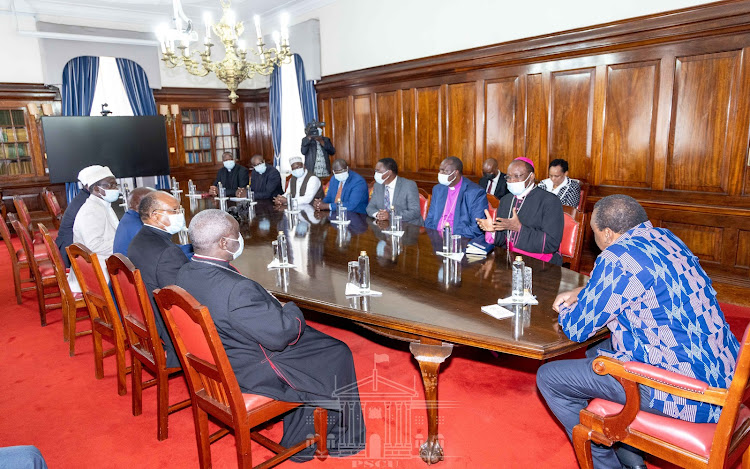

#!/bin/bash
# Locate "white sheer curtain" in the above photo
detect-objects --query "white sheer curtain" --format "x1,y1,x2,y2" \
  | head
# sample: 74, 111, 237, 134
277, 60, 307, 174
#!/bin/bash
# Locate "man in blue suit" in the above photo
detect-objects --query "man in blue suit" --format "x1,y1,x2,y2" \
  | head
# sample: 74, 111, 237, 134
424, 156, 487, 238
314, 158, 369, 214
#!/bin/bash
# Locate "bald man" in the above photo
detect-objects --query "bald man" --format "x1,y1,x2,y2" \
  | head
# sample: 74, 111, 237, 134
176, 209, 365, 460
113, 187, 155, 255
478, 158, 509, 199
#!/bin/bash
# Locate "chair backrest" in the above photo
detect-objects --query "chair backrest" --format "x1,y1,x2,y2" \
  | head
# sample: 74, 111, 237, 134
487, 194, 500, 210
488, 206, 498, 221
38, 223, 74, 303
42, 188, 62, 219
154, 286, 246, 424
107, 254, 165, 368
11, 218, 42, 275
12, 196, 33, 234
576, 179, 590, 212
67, 243, 122, 331
561, 206, 585, 272
419, 193, 430, 221
0, 213, 19, 265
368, 181, 375, 198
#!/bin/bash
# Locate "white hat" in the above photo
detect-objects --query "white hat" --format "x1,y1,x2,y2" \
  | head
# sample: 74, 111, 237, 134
289, 156, 303, 165
85, 166, 115, 186
78, 165, 105, 186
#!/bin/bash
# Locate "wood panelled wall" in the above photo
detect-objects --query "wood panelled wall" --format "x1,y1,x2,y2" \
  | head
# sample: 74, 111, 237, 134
316, 0, 750, 285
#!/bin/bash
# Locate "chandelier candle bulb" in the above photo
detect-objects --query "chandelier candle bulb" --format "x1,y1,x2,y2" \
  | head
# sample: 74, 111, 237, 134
203, 12, 211, 37
238, 40, 246, 52
254, 15, 262, 39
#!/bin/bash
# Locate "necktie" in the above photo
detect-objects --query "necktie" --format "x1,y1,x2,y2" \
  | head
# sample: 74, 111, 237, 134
384, 185, 391, 209
335, 180, 343, 203
487, 181, 492, 194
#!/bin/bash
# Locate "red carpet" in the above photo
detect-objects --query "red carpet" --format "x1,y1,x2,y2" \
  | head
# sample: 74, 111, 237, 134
1, 238, 747, 468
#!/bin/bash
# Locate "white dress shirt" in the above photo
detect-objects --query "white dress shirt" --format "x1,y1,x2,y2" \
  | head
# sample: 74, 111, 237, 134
67, 194, 120, 292
284, 170, 322, 205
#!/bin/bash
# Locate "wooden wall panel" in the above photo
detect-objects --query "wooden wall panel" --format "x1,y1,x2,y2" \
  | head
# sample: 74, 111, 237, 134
661, 222, 723, 263
446, 82, 477, 174
485, 77, 518, 171
401, 89, 417, 173
376, 92, 399, 161
600, 62, 658, 188
353, 95, 373, 167
667, 51, 741, 193
524, 74, 543, 168
415, 86, 442, 172
736, 230, 750, 268
331, 97, 351, 164
548, 69, 595, 180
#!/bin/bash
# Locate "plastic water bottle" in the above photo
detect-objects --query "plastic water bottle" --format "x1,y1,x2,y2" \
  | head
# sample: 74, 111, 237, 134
512, 256, 525, 301
218, 182, 225, 199
277, 231, 288, 264
358, 251, 370, 293
442, 223, 452, 253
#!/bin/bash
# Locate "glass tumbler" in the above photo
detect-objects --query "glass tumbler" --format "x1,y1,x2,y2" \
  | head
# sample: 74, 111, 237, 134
291, 198, 299, 211
271, 240, 279, 262
391, 215, 402, 232
347, 261, 360, 287
451, 235, 462, 254
338, 206, 348, 222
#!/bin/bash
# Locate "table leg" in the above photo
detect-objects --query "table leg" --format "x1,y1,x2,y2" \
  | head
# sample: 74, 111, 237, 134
409, 340, 454, 465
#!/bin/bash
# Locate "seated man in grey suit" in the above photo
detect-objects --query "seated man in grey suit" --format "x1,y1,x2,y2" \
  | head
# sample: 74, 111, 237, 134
366, 158, 423, 226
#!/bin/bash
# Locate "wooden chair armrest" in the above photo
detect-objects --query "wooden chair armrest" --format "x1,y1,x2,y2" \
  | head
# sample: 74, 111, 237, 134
592, 357, 728, 406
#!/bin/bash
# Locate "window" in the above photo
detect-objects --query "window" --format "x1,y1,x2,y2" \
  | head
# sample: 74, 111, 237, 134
90, 56, 133, 117
0, 109, 32, 176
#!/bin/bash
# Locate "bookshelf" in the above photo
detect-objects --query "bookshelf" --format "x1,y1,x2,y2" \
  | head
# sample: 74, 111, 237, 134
0, 109, 33, 176
181, 108, 239, 165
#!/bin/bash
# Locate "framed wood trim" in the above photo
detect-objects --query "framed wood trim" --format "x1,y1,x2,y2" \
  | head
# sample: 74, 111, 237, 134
0, 84, 60, 101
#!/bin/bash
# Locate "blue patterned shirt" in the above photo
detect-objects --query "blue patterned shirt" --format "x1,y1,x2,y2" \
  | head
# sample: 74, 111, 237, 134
559, 221, 739, 423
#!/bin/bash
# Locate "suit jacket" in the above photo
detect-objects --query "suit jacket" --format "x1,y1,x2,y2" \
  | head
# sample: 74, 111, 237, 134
249, 164, 283, 200
213, 165, 250, 195
322, 171, 369, 214
300, 135, 335, 175
366, 176, 423, 227
56, 188, 90, 267
112, 210, 142, 255
478, 172, 509, 200
127, 225, 189, 368
424, 177, 487, 238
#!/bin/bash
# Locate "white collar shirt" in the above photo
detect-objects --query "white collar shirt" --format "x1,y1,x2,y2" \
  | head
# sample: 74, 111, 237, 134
68, 195, 120, 292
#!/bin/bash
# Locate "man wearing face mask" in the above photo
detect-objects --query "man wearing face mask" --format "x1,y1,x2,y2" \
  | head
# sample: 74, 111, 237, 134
176, 209, 366, 460
366, 158, 423, 226
127, 191, 190, 368
274, 156, 323, 206
112, 187, 155, 255
56, 165, 104, 268
209, 152, 250, 197
313, 158, 368, 214
424, 156, 487, 238
67, 166, 120, 291
478, 157, 564, 264
478, 158, 509, 199
246, 154, 282, 200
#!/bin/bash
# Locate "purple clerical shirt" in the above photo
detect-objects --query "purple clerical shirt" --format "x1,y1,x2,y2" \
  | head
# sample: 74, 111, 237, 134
437, 178, 463, 229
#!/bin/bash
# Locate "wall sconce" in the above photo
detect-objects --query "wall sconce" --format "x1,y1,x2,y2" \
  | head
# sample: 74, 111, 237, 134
159, 104, 180, 125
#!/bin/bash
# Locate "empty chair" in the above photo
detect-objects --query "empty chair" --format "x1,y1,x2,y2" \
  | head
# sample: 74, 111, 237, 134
12, 196, 43, 244
11, 218, 60, 326
154, 285, 329, 469
560, 206, 586, 272
576, 179, 590, 212
67, 243, 130, 396
41, 188, 63, 230
38, 223, 91, 356
0, 213, 39, 304
107, 254, 190, 440
418, 188, 431, 222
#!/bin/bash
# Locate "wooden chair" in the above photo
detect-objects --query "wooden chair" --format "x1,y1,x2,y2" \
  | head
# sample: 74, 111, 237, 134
487, 194, 500, 210
0, 213, 39, 304
573, 323, 750, 469
11, 218, 60, 326
12, 195, 42, 243
575, 179, 590, 212
561, 206, 586, 272
368, 180, 375, 198
67, 243, 131, 396
41, 188, 63, 230
154, 285, 329, 469
38, 223, 91, 356
107, 254, 190, 440
418, 188, 431, 221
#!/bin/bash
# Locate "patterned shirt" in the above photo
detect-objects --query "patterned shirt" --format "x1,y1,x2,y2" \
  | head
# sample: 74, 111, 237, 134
559, 221, 739, 423
313, 142, 330, 178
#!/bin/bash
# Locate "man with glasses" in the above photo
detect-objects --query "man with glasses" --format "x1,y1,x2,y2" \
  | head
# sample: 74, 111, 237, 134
477, 157, 564, 264
313, 158, 368, 214
424, 156, 487, 238
245, 154, 282, 200
67, 166, 121, 292
366, 157, 423, 226
127, 191, 190, 368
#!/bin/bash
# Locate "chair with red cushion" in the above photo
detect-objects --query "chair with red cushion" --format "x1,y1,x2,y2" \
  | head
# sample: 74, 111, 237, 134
12, 195, 43, 244
418, 188, 431, 222
0, 213, 38, 304
107, 254, 190, 440
68, 243, 131, 396
38, 223, 90, 356
560, 206, 585, 273
11, 218, 60, 327
41, 188, 63, 230
154, 285, 329, 469
573, 323, 750, 469
487, 194, 500, 210
368, 180, 375, 198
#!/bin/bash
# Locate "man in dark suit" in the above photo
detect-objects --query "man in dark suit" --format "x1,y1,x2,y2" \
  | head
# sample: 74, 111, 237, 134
366, 157, 423, 226
314, 158, 369, 214
424, 156, 488, 238
209, 152, 250, 197
242, 154, 282, 200
127, 191, 189, 368
478, 157, 509, 200
176, 209, 365, 460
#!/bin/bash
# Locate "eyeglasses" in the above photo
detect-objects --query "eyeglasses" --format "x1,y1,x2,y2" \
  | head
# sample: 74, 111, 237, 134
153, 207, 184, 216
505, 173, 529, 182
98, 182, 120, 190
333, 168, 348, 174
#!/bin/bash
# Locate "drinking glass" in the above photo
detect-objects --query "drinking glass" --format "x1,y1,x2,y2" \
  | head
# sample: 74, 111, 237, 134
272, 240, 279, 262
524, 266, 533, 296
451, 235, 462, 254
338, 206, 348, 222
247, 190, 254, 203
219, 186, 226, 198
347, 261, 360, 287
291, 198, 299, 211
391, 215, 402, 232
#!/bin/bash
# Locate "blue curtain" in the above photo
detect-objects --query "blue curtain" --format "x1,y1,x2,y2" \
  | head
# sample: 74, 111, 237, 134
269, 65, 282, 167
293, 54, 318, 126
116, 58, 169, 189
62, 56, 100, 202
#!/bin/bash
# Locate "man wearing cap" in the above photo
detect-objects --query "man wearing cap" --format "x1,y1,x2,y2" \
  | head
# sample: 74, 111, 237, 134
477, 157, 564, 264
273, 156, 324, 206
209, 152, 249, 197
56, 165, 100, 267
67, 166, 120, 290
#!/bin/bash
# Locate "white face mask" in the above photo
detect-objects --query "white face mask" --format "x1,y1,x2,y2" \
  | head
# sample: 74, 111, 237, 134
291, 168, 305, 178
437, 170, 456, 186
223, 235, 244, 260
507, 173, 532, 196
374, 170, 389, 185
334, 170, 349, 182
223, 160, 236, 171
253, 163, 266, 174
101, 189, 120, 203
160, 212, 185, 235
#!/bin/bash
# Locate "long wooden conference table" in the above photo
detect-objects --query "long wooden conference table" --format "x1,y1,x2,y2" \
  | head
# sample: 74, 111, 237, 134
181, 196, 602, 464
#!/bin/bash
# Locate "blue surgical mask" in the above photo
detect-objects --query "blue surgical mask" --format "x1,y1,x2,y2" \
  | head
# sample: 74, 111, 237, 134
292, 168, 305, 178
253, 163, 266, 174
223, 160, 236, 171
101, 189, 120, 203
334, 170, 349, 183
507, 174, 532, 196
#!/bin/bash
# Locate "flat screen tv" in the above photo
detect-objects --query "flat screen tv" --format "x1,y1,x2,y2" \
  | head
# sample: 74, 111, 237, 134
42, 116, 169, 184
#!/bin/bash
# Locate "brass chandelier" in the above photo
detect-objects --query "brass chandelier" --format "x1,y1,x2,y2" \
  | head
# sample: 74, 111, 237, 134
158, 0, 292, 103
